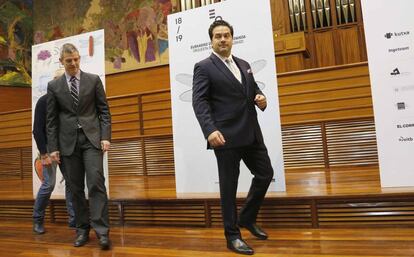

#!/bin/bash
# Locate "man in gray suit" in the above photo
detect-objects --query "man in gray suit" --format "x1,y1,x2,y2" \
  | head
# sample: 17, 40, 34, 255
47, 43, 111, 250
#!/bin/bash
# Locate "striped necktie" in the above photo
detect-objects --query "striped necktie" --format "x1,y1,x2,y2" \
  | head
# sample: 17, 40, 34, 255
70, 76, 79, 110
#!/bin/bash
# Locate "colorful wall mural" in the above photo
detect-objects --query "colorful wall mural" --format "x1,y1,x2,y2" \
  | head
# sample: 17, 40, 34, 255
0, 0, 33, 87
34, 0, 178, 74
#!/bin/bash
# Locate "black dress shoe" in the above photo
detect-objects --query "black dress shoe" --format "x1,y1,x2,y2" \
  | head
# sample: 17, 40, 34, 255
74, 234, 89, 247
239, 223, 268, 240
227, 238, 254, 255
98, 235, 111, 250
33, 223, 45, 234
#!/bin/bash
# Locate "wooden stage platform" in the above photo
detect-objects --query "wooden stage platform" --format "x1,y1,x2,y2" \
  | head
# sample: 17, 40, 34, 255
1, 220, 414, 256
1, 165, 414, 229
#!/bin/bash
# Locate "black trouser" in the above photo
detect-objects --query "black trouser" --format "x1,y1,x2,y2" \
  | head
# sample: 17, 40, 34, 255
214, 143, 274, 241
61, 129, 109, 236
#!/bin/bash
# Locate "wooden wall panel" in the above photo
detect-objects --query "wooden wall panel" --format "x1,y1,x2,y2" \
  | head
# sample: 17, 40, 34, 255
106, 66, 170, 97
0, 87, 31, 113
313, 31, 336, 67
282, 124, 325, 168
123, 202, 206, 226
0, 110, 31, 148
278, 62, 372, 125
326, 120, 378, 166
276, 54, 305, 73
270, 0, 291, 35
211, 201, 313, 228
336, 27, 362, 64
318, 199, 414, 227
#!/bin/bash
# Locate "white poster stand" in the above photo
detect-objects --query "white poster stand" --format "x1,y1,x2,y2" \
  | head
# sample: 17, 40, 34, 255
168, 0, 285, 194
31, 30, 108, 198
362, 0, 414, 187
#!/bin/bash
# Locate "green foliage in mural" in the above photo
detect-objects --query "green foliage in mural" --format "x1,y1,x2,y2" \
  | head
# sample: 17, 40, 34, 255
0, 0, 33, 87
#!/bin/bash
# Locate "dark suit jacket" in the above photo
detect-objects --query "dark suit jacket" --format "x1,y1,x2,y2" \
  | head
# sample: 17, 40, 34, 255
33, 94, 48, 155
47, 71, 111, 156
192, 53, 265, 149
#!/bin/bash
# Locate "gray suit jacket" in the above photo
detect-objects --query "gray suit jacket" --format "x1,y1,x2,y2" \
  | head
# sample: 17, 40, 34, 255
47, 71, 111, 156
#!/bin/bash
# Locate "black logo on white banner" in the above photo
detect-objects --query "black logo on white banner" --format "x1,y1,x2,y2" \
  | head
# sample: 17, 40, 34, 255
393, 85, 414, 93
397, 123, 414, 129
397, 102, 406, 110
390, 67, 411, 77
391, 68, 400, 75
389, 46, 410, 53
384, 31, 410, 39
399, 136, 413, 142
209, 9, 222, 20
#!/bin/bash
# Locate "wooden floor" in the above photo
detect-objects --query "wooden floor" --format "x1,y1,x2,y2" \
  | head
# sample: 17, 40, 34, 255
4, 165, 414, 200
1, 220, 414, 256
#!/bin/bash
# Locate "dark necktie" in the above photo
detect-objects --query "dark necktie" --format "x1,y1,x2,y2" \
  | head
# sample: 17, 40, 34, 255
70, 76, 79, 110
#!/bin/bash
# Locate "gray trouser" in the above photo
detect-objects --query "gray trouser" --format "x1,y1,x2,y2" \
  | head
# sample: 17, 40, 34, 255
61, 129, 109, 236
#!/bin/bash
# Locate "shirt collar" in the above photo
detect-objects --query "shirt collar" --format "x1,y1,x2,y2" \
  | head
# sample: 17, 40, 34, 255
212, 51, 233, 63
65, 71, 80, 82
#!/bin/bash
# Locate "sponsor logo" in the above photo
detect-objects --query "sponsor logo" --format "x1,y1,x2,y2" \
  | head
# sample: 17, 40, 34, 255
391, 68, 400, 75
209, 9, 222, 20
209, 9, 215, 19
397, 123, 414, 128
390, 67, 411, 77
393, 85, 414, 93
397, 102, 406, 110
388, 46, 410, 53
399, 136, 413, 142
384, 31, 410, 39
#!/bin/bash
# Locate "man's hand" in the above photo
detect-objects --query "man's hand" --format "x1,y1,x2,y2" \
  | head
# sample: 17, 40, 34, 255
254, 94, 267, 110
101, 140, 111, 152
41, 154, 52, 166
50, 151, 60, 164
207, 130, 226, 148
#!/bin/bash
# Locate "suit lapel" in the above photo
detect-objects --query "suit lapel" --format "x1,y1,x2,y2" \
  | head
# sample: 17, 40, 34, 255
78, 71, 85, 110
209, 54, 246, 95
59, 75, 70, 95
57, 75, 75, 111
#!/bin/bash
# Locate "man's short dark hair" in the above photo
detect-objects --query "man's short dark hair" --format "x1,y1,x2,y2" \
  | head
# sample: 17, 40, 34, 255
208, 19, 234, 40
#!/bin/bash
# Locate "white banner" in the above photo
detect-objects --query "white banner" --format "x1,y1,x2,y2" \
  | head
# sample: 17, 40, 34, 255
362, 0, 414, 187
168, 0, 285, 193
31, 30, 108, 198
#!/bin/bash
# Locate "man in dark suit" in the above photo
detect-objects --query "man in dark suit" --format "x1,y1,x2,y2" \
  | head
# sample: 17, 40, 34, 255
47, 43, 111, 250
32, 92, 75, 234
192, 20, 274, 255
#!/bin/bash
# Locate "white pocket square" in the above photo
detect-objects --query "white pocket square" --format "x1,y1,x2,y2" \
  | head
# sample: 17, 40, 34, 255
247, 69, 253, 74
